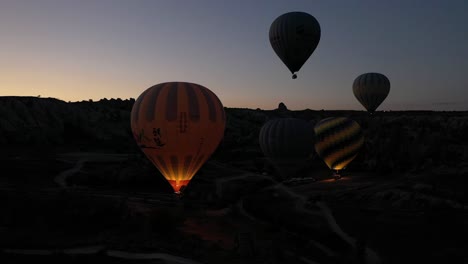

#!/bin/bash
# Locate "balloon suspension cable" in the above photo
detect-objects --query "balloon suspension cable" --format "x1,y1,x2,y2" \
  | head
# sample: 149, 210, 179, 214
292, 73, 297, 79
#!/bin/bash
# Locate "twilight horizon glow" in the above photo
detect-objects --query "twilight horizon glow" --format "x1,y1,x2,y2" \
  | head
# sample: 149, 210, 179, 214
1, 0, 467, 111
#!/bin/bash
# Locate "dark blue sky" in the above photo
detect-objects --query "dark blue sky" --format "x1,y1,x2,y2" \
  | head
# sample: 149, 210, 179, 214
1, 0, 467, 110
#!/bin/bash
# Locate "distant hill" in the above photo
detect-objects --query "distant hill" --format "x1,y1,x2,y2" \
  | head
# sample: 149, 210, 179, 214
1, 96, 468, 174
0, 96, 134, 151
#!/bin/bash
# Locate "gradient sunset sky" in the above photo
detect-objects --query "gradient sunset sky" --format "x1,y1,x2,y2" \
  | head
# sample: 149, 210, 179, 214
1, 0, 467, 110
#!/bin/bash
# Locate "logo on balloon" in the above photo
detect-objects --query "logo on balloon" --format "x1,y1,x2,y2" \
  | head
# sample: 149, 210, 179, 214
152, 128, 166, 148
133, 128, 166, 149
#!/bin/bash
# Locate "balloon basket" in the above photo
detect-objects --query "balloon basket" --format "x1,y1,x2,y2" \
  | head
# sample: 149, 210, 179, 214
333, 171, 341, 180
174, 190, 184, 199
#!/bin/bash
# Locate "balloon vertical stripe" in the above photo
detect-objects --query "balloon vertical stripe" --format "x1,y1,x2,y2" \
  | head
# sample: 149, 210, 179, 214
132, 88, 150, 123
156, 155, 170, 178
182, 155, 193, 178
170, 156, 179, 180
186, 84, 200, 122
199, 87, 217, 122
145, 84, 163, 122
166, 83, 178, 121
212, 93, 226, 121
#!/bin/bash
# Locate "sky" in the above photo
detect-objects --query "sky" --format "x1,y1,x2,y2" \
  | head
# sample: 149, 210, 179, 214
1, 0, 467, 110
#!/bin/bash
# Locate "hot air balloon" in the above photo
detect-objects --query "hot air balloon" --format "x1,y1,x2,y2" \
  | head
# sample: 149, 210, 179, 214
259, 118, 315, 179
353, 72, 390, 113
314, 117, 364, 179
131, 82, 226, 194
269, 12, 321, 79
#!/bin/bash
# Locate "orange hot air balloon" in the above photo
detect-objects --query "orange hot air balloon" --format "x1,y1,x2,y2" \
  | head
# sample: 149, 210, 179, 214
131, 82, 226, 193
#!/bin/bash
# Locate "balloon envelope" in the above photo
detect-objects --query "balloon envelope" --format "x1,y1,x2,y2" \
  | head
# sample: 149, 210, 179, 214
314, 117, 364, 171
269, 12, 321, 78
259, 118, 315, 177
353, 72, 390, 113
131, 82, 226, 193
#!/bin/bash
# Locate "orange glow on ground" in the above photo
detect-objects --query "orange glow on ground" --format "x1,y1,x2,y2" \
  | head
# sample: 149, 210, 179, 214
180, 217, 237, 249
320, 176, 352, 183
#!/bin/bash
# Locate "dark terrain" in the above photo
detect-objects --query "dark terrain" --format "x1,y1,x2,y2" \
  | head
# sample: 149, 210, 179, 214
0, 96, 466, 264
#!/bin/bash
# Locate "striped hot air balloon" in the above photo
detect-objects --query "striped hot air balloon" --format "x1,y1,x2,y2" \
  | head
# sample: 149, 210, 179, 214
269, 12, 321, 79
259, 118, 315, 179
353, 72, 390, 113
314, 117, 364, 178
131, 82, 226, 193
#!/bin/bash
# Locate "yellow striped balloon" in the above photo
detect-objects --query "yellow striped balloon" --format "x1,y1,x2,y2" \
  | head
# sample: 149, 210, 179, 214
131, 82, 226, 193
314, 117, 364, 171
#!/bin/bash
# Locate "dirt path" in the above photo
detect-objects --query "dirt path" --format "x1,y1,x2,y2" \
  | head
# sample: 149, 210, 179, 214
53, 152, 131, 188
54, 158, 86, 188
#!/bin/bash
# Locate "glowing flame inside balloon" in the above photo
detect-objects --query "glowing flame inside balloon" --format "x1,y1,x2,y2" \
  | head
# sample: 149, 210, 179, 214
314, 117, 364, 178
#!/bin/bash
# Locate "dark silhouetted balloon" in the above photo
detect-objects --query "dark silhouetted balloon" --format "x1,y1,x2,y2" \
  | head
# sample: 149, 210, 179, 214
353, 72, 390, 113
314, 117, 364, 173
131, 82, 226, 193
269, 12, 321, 79
259, 118, 314, 178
